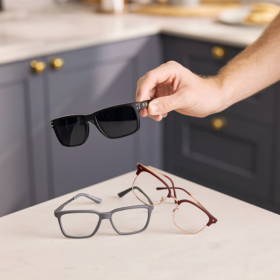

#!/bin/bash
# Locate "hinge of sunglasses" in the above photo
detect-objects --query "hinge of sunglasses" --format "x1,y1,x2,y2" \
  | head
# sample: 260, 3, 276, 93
141, 102, 148, 109
138, 101, 150, 111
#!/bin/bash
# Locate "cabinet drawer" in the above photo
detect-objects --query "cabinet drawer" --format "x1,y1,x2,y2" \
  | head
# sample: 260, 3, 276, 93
166, 112, 273, 200
164, 35, 241, 67
225, 86, 276, 126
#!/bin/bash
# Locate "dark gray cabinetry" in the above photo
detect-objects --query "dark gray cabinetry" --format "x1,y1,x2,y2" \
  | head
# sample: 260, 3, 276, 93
163, 35, 279, 212
46, 36, 163, 197
3, 32, 278, 216
0, 60, 49, 216
0, 35, 163, 216
165, 113, 273, 205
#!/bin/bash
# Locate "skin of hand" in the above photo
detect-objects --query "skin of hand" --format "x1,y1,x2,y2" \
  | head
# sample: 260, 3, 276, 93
136, 61, 225, 121
136, 13, 280, 121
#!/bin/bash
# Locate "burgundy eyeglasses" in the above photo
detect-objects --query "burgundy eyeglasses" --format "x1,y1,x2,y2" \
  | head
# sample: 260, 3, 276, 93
118, 163, 218, 234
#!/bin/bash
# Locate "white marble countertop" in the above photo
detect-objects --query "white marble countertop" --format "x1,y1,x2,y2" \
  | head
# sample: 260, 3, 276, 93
0, 5, 266, 65
0, 167, 279, 279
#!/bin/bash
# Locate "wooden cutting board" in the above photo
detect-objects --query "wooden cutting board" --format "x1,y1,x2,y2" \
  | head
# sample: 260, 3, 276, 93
134, 4, 241, 17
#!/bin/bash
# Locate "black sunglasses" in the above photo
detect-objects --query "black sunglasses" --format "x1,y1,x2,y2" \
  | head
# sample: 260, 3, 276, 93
51, 100, 151, 147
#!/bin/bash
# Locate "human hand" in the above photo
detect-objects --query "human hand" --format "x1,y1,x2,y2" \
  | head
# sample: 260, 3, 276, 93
136, 61, 226, 121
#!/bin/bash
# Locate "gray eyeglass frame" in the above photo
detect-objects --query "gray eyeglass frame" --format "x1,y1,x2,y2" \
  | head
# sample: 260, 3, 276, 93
54, 193, 154, 238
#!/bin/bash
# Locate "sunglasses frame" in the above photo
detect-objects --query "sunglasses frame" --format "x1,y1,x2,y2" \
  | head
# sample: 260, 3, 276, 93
51, 100, 151, 147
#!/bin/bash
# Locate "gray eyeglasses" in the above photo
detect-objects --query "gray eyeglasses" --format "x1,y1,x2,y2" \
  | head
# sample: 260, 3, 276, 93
54, 193, 154, 238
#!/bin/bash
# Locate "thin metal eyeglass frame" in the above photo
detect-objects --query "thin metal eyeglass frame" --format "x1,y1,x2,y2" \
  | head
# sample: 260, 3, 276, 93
54, 192, 154, 238
118, 163, 218, 234
50, 100, 151, 147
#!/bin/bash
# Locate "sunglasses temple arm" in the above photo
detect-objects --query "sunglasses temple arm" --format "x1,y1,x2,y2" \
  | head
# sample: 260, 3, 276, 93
54, 193, 102, 213
138, 100, 152, 112
118, 186, 153, 205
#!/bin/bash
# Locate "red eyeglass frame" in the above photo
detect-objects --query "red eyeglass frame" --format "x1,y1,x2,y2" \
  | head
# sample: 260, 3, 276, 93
134, 163, 218, 232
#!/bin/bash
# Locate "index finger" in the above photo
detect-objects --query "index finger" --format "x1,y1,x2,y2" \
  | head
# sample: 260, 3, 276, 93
135, 62, 177, 102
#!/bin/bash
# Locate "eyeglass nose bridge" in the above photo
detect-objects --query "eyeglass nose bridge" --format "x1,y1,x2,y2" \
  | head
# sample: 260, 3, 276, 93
99, 212, 111, 220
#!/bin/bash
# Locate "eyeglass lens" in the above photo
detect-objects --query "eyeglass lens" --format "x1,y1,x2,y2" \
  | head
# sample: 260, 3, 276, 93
96, 106, 137, 138
112, 208, 149, 234
133, 171, 169, 206
173, 202, 209, 234
54, 116, 87, 146
61, 213, 99, 238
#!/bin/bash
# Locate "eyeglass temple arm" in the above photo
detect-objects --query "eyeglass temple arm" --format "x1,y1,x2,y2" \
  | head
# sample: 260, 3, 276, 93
142, 165, 177, 200
156, 187, 210, 212
55, 193, 102, 212
118, 186, 153, 205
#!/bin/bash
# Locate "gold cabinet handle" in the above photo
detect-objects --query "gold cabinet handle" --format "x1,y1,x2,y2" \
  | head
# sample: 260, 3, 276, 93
30, 60, 46, 74
212, 46, 226, 59
50, 58, 64, 70
211, 116, 227, 131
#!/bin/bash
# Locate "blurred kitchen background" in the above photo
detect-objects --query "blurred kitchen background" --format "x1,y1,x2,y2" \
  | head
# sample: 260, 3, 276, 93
1, 0, 280, 217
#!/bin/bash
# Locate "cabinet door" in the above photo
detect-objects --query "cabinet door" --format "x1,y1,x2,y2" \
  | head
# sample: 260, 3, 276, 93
47, 36, 163, 197
0, 60, 49, 216
165, 112, 273, 202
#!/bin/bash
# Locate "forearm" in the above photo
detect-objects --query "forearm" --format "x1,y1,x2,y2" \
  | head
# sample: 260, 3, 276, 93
136, 13, 280, 120
217, 13, 280, 110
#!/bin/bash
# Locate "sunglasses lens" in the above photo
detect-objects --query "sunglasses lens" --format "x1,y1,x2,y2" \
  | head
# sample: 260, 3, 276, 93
96, 106, 137, 138
53, 116, 87, 147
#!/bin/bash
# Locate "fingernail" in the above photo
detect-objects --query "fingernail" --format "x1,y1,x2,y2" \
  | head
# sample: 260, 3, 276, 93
149, 103, 159, 115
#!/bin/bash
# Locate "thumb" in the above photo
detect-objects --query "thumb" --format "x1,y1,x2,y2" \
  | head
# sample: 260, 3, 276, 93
148, 95, 180, 116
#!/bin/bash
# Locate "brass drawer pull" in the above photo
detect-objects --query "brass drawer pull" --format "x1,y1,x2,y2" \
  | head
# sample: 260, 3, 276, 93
211, 116, 227, 131
212, 46, 226, 59
30, 60, 46, 74
50, 58, 64, 70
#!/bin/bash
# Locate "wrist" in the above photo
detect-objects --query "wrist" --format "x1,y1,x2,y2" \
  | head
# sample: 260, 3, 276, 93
212, 74, 236, 113
202, 76, 230, 115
